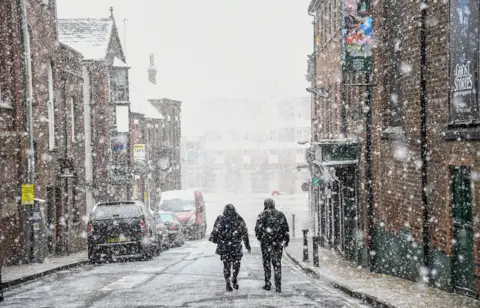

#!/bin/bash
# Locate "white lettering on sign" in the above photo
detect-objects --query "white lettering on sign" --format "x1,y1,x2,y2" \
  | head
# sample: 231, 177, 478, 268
454, 61, 473, 93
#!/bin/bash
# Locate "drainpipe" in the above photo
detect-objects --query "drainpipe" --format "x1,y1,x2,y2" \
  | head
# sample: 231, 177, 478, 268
308, 7, 318, 237
20, 0, 34, 184
420, 0, 430, 280
365, 72, 374, 270
20, 0, 35, 263
82, 64, 94, 213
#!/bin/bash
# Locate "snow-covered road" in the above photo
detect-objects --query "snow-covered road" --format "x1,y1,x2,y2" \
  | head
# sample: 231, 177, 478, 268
4, 193, 370, 307
5, 239, 370, 307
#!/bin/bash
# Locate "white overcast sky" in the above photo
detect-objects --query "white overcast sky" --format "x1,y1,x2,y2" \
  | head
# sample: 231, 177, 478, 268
57, 1, 312, 135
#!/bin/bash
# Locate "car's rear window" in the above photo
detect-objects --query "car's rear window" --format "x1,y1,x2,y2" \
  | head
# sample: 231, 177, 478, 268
160, 213, 175, 222
159, 199, 195, 212
91, 203, 141, 220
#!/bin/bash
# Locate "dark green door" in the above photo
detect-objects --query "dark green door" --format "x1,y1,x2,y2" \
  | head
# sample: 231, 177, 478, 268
450, 166, 475, 295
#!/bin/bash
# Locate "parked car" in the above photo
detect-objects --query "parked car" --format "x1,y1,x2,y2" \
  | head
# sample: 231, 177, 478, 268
87, 201, 156, 262
151, 210, 170, 252
158, 211, 185, 247
158, 190, 207, 240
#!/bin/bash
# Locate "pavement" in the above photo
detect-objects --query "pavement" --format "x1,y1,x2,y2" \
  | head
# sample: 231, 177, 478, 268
285, 237, 480, 308
3, 251, 88, 288
3, 239, 371, 307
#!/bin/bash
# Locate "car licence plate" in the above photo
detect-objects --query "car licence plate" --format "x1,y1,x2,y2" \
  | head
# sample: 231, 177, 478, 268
107, 238, 120, 243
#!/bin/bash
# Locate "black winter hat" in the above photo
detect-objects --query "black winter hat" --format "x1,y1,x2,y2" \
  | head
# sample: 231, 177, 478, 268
264, 198, 275, 209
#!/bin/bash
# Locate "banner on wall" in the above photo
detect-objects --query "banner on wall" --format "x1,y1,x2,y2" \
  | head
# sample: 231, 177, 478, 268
343, 0, 373, 72
450, 0, 479, 122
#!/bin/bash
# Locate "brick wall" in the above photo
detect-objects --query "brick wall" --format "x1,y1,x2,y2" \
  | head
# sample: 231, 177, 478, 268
371, 0, 480, 295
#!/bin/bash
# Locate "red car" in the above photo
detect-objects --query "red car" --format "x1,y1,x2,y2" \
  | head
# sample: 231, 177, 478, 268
158, 190, 207, 240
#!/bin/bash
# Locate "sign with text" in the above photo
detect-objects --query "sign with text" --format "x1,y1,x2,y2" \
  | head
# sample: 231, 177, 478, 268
21, 184, 34, 205
134, 144, 146, 161
450, 0, 479, 121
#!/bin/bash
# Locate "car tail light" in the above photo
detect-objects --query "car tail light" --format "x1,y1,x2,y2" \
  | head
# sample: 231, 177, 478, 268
139, 219, 147, 235
87, 223, 92, 234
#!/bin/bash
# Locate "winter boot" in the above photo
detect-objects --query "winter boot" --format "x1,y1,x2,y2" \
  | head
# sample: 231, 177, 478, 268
231, 278, 239, 290
262, 282, 271, 291
226, 282, 233, 292
275, 283, 281, 293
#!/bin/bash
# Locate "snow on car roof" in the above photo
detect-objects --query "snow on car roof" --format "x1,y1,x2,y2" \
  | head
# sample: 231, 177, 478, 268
160, 190, 197, 200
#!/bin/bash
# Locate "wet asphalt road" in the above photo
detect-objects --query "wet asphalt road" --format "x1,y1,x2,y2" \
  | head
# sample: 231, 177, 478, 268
4, 238, 370, 308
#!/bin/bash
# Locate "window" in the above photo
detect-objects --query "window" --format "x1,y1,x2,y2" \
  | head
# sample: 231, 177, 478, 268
0, 86, 11, 108
268, 149, 278, 164
244, 132, 249, 141
296, 149, 305, 163
47, 61, 55, 150
295, 129, 304, 142
187, 142, 201, 166
216, 150, 224, 163
269, 130, 277, 141
242, 150, 251, 164
295, 108, 303, 120
449, 0, 479, 122
115, 105, 129, 133
216, 131, 222, 141
110, 68, 128, 102
70, 97, 75, 143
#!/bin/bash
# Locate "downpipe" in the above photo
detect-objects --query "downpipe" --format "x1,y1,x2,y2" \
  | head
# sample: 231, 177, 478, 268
420, 0, 430, 283
20, 0, 36, 263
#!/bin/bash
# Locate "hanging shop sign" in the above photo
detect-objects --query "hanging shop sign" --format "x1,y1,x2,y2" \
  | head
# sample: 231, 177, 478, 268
109, 164, 129, 184
449, 0, 479, 122
21, 184, 34, 206
133, 144, 146, 161
111, 134, 128, 153
343, 0, 373, 72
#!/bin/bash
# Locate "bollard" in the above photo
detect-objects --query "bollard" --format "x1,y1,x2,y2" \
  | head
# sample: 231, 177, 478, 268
312, 236, 319, 267
302, 229, 309, 262
292, 214, 296, 238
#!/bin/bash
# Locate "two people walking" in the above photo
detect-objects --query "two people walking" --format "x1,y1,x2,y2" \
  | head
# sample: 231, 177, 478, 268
209, 198, 290, 293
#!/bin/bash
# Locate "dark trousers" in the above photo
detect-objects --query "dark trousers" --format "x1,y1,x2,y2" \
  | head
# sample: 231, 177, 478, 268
0, 273, 3, 302
223, 259, 241, 282
261, 244, 283, 287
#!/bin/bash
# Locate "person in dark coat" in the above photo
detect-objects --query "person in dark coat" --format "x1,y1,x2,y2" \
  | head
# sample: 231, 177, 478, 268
255, 198, 289, 293
209, 204, 251, 292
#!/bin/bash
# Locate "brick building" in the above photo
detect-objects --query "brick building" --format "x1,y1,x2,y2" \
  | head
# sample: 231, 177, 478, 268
0, 0, 87, 263
58, 11, 132, 206
0, 0, 28, 264
371, 0, 480, 297
130, 54, 182, 208
307, 0, 480, 298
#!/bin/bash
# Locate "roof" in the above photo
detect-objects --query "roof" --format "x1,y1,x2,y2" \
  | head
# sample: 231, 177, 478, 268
113, 57, 129, 68
129, 82, 165, 120
57, 18, 114, 60
160, 190, 197, 201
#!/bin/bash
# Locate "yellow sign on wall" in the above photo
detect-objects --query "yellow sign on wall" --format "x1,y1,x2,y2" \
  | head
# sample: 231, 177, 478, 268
21, 184, 34, 205
144, 192, 148, 202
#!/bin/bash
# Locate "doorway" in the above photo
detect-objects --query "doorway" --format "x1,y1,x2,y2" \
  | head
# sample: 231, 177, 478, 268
450, 166, 475, 295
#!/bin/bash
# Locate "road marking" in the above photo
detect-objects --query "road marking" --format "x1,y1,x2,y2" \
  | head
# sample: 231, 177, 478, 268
102, 274, 151, 291
137, 267, 165, 273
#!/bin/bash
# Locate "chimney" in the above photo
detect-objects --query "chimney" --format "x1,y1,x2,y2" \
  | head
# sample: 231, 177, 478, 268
148, 54, 157, 85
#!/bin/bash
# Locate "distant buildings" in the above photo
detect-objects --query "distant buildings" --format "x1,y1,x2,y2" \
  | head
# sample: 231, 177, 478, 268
182, 97, 310, 194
